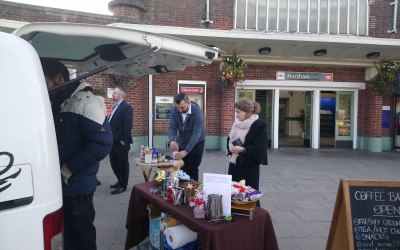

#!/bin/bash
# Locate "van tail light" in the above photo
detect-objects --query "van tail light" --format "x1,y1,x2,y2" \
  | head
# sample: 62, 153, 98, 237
43, 207, 63, 250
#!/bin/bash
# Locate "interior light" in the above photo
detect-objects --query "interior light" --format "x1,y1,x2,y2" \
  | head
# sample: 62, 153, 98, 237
313, 49, 327, 56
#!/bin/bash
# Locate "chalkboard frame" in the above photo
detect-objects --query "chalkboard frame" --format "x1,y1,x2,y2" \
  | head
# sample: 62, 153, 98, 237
326, 179, 400, 250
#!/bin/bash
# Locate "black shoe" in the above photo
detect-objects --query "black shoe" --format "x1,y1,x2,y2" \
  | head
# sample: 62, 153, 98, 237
110, 183, 120, 188
96, 179, 101, 186
111, 187, 126, 195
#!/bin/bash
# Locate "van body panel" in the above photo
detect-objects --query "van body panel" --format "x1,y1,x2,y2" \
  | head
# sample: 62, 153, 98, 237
0, 32, 62, 250
0, 164, 33, 205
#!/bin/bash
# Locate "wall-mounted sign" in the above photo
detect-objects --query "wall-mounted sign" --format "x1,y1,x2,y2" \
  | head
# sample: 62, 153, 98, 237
382, 106, 391, 129
155, 96, 173, 120
276, 71, 333, 81
180, 87, 204, 94
237, 89, 255, 101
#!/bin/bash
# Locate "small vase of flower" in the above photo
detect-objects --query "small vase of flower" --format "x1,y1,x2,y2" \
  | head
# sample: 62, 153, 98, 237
189, 184, 207, 219
193, 206, 207, 219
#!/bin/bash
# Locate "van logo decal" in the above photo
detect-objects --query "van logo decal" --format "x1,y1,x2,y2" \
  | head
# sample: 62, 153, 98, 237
0, 152, 21, 193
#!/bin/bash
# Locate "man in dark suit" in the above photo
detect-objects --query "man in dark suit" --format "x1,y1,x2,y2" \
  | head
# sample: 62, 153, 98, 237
168, 93, 205, 181
109, 86, 133, 194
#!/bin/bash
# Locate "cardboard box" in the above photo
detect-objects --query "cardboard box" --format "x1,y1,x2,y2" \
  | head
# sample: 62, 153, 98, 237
147, 204, 162, 249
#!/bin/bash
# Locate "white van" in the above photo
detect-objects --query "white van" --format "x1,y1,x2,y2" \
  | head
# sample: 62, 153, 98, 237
0, 23, 218, 250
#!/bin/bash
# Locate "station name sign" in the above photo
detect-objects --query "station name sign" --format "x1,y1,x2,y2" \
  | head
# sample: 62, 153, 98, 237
276, 71, 333, 81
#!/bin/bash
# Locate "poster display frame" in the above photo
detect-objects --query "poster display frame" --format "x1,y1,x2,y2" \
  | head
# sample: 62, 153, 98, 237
177, 80, 206, 117
155, 96, 174, 120
236, 89, 255, 102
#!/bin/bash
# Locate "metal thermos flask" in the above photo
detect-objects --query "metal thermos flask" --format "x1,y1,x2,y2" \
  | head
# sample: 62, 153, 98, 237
206, 194, 223, 221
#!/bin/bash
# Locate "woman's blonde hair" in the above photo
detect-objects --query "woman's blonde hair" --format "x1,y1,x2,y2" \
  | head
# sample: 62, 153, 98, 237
234, 98, 261, 116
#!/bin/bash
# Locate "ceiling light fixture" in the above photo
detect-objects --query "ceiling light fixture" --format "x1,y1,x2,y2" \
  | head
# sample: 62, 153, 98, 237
313, 49, 327, 56
259, 47, 272, 55
366, 52, 380, 59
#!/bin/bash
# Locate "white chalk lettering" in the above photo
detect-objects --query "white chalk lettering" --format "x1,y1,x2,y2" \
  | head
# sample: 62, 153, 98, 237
354, 226, 372, 233
353, 218, 381, 226
360, 233, 389, 241
382, 219, 400, 226
388, 192, 400, 202
354, 191, 385, 201
390, 228, 400, 235
374, 205, 400, 216
373, 226, 388, 234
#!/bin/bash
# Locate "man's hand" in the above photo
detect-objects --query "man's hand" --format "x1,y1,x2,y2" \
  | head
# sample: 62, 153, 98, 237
170, 141, 179, 151
175, 150, 188, 160
61, 164, 72, 185
120, 140, 125, 146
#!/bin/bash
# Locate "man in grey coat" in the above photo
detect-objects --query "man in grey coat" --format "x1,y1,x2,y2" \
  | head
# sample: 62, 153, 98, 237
168, 93, 205, 181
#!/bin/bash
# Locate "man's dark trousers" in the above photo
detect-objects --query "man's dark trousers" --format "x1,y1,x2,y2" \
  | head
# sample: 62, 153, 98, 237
110, 143, 130, 188
182, 140, 205, 181
63, 194, 96, 250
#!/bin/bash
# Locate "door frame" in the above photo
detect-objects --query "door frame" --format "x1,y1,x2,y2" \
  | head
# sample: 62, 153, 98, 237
238, 80, 365, 149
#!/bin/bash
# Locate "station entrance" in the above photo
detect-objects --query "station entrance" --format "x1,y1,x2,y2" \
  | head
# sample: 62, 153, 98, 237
236, 80, 364, 149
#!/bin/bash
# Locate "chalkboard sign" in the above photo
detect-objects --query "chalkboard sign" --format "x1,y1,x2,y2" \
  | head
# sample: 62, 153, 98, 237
349, 185, 400, 249
326, 180, 400, 250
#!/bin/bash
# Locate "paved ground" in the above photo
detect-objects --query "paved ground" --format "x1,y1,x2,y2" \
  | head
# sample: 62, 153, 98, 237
94, 148, 400, 250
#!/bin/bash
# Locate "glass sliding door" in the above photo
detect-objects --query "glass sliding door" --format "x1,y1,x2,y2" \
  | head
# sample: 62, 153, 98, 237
266, 90, 274, 148
254, 90, 274, 148
335, 92, 354, 148
304, 91, 313, 147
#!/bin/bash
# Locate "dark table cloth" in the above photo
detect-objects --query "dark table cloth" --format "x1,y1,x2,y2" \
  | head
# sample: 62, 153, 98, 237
125, 182, 279, 250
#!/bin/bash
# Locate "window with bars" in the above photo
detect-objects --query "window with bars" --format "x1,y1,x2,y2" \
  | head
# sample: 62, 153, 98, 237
234, 0, 369, 36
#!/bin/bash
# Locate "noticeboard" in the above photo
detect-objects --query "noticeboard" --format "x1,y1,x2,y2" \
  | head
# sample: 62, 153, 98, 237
326, 179, 400, 250
237, 89, 255, 102
155, 96, 173, 120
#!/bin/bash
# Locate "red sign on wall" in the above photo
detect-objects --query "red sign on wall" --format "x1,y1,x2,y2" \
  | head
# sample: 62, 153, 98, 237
180, 87, 204, 94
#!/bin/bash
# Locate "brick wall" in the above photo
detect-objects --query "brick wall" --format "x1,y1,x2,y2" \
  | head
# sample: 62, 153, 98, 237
369, 0, 400, 38
143, 0, 233, 29
151, 64, 222, 136
358, 84, 395, 138
0, 0, 142, 24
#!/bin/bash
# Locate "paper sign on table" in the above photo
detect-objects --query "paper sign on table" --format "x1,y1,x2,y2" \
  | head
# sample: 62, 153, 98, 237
203, 173, 232, 216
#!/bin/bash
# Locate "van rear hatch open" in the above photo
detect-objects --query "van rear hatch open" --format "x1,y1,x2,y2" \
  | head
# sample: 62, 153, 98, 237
13, 22, 220, 77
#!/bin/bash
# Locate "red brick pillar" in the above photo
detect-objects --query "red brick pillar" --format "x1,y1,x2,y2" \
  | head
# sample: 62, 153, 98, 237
364, 88, 383, 138
220, 86, 235, 137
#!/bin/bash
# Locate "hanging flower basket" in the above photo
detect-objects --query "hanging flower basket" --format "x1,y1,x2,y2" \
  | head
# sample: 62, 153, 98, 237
371, 61, 400, 94
219, 50, 246, 90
